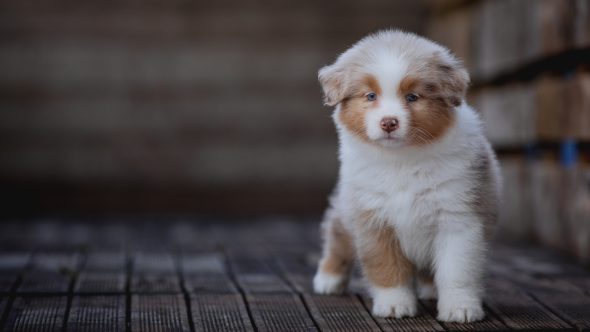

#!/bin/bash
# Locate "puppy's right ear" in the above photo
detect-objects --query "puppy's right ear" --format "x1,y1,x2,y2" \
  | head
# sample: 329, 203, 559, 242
318, 64, 348, 107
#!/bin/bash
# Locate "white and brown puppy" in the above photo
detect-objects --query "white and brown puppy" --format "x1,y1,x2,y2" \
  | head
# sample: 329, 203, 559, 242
313, 30, 501, 323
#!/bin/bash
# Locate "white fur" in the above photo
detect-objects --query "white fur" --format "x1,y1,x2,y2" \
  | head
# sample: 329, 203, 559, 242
371, 285, 417, 318
316, 30, 501, 323
313, 271, 347, 294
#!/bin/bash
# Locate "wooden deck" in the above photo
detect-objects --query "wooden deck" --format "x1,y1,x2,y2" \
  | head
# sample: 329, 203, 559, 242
0, 219, 589, 331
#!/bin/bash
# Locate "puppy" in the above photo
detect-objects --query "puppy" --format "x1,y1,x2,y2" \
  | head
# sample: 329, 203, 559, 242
313, 30, 501, 323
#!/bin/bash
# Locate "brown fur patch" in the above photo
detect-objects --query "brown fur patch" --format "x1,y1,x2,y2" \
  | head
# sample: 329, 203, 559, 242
398, 76, 456, 146
356, 221, 414, 288
338, 75, 381, 142
319, 214, 355, 276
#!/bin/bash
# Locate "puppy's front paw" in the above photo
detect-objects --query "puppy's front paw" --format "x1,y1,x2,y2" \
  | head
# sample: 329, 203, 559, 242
437, 298, 484, 323
313, 271, 347, 294
371, 286, 417, 318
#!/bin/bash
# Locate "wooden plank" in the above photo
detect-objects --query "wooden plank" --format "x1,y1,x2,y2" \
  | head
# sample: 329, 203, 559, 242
184, 273, 238, 294
228, 255, 292, 293
67, 295, 126, 332
75, 272, 126, 294
421, 300, 508, 331
303, 294, 381, 332
131, 294, 191, 332
17, 271, 71, 294
3, 296, 67, 332
485, 280, 574, 331
131, 273, 181, 293
190, 293, 254, 332
532, 291, 590, 331
247, 293, 317, 331
18, 252, 80, 294
359, 296, 445, 332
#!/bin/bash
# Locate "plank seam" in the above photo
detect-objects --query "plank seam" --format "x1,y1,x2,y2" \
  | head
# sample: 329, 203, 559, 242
223, 247, 259, 332
270, 252, 322, 331
62, 250, 85, 332
175, 253, 196, 332
525, 290, 578, 331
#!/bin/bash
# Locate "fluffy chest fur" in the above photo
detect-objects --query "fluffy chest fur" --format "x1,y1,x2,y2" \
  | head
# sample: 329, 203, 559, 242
334, 105, 489, 268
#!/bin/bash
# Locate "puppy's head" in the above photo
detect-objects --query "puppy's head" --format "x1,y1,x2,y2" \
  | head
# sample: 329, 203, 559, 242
319, 30, 469, 148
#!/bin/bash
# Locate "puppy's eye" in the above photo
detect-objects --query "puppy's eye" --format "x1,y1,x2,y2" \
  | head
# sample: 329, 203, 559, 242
405, 93, 419, 102
366, 92, 377, 101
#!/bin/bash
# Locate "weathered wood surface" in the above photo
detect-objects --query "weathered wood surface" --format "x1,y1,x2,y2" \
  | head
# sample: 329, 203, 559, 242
0, 220, 589, 331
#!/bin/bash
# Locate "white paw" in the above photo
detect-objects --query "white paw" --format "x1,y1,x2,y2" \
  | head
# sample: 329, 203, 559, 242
418, 283, 437, 300
313, 271, 347, 294
437, 299, 484, 323
371, 286, 417, 318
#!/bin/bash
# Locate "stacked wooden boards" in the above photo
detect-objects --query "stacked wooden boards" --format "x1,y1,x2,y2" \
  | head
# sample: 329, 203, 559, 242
428, 0, 590, 261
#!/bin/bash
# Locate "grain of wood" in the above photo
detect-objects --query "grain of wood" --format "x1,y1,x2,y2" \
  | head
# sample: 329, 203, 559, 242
190, 293, 254, 332
247, 293, 317, 331
484, 286, 573, 331
529, 290, 590, 331
131, 294, 191, 332
303, 294, 381, 332
3, 296, 67, 332
67, 295, 125, 332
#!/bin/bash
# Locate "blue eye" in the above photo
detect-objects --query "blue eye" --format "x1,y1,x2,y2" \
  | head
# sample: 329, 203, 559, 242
405, 93, 419, 102
366, 92, 377, 101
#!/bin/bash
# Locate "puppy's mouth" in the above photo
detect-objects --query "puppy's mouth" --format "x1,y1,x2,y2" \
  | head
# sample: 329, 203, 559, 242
377, 132, 401, 141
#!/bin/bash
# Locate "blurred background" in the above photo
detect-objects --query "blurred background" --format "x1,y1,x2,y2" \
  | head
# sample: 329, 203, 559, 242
0, 0, 589, 259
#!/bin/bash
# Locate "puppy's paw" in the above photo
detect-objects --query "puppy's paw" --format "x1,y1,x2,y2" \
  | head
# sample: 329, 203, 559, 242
437, 298, 484, 323
313, 271, 347, 294
371, 286, 417, 318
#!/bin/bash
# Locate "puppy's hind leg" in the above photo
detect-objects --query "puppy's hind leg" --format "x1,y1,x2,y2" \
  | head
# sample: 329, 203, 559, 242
313, 211, 354, 295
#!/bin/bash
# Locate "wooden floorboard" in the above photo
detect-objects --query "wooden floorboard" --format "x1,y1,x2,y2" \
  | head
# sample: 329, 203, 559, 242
67, 295, 126, 332
247, 293, 318, 331
189, 293, 254, 332
3, 296, 67, 332
130, 294, 191, 332
0, 220, 588, 331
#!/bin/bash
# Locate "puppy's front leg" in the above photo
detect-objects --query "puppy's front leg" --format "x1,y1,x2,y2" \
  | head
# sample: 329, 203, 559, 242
357, 224, 416, 318
434, 219, 486, 323
314, 216, 354, 294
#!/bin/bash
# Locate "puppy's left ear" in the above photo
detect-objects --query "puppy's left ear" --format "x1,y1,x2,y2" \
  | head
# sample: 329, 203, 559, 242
318, 64, 348, 107
434, 53, 470, 107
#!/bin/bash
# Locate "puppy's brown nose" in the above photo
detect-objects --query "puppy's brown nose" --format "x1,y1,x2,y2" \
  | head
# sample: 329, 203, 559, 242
380, 117, 399, 133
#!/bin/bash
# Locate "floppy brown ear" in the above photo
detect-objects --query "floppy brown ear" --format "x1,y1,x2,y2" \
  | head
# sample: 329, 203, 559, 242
434, 56, 470, 107
318, 64, 348, 107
